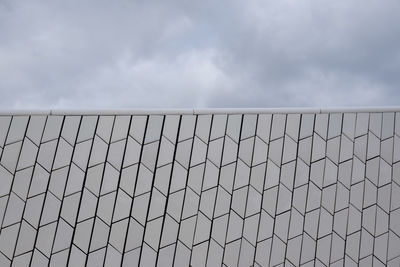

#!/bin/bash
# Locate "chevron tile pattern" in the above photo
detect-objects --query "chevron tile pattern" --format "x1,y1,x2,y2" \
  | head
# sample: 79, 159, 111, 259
0, 112, 399, 266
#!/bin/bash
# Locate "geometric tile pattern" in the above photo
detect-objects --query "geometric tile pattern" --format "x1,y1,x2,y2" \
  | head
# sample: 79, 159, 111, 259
0, 111, 400, 266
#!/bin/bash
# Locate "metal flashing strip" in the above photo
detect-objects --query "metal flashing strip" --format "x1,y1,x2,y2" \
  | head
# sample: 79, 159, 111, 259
0, 106, 399, 115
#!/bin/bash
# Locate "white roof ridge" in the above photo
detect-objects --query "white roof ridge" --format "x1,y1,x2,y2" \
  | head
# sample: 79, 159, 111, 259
0, 106, 399, 115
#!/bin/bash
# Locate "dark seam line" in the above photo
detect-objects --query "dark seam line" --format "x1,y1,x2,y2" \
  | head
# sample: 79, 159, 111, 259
137, 115, 166, 267
170, 115, 198, 266
237, 114, 259, 265
0, 116, 30, 232
119, 115, 149, 267
282, 114, 302, 265
48, 116, 83, 261
82, 116, 118, 265
29, 115, 65, 267
220, 114, 243, 266
100, 116, 133, 264
298, 113, 316, 265
154, 115, 182, 266
65, 115, 100, 266
251, 113, 273, 266
356, 112, 371, 264
268, 114, 288, 267
187, 115, 211, 263
342, 113, 356, 265
0, 116, 31, 263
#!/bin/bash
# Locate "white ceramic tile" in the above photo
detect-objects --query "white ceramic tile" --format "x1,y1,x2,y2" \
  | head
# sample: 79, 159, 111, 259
238, 137, 254, 166
36, 221, 57, 256
199, 187, 217, 219
300, 114, 314, 139
190, 137, 207, 167
162, 115, 180, 144
3, 192, 24, 227
111, 116, 130, 142
342, 113, 356, 140
286, 114, 300, 141
107, 138, 126, 169
195, 115, 212, 143
315, 114, 328, 140
0, 165, 13, 197
100, 163, 119, 195
234, 159, 250, 190
203, 160, 219, 191
104, 244, 122, 267
226, 114, 242, 142
311, 134, 326, 162
144, 116, 163, 144
154, 164, 172, 195
241, 114, 257, 140
193, 212, 211, 245
147, 188, 165, 221
178, 115, 196, 142
210, 115, 227, 140
339, 135, 353, 163
369, 113, 382, 138
257, 210, 274, 241
326, 136, 340, 164
206, 239, 224, 267
42, 116, 63, 143
298, 136, 312, 165
77, 189, 97, 222
0, 116, 11, 148
187, 163, 204, 195
257, 114, 272, 143
113, 189, 132, 222
270, 235, 286, 266
271, 114, 286, 140
175, 139, 193, 169
6, 116, 29, 145
208, 138, 224, 167
52, 218, 73, 253
274, 211, 290, 242
328, 113, 342, 139
223, 239, 240, 266
221, 136, 237, 166
160, 214, 179, 247
166, 190, 184, 222
212, 214, 228, 246
355, 113, 369, 137
129, 116, 147, 143
268, 137, 283, 166
61, 115, 81, 145
282, 136, 297, 164
0, 224, 20, 258
125, 219, 144, 251
178, 216, 196, 248
40, 191, 61, 225
1, 141, 22, 173
96, 116, 114, 143
255, 238, 272, 266
77, 116, 98, 143
97, 192, 117, 225
243, 213, 259, 245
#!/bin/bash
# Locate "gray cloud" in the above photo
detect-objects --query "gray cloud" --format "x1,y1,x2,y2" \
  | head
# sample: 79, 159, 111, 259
0, 0, 399, 109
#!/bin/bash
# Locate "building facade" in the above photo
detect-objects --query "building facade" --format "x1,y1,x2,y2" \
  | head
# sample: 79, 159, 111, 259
0, 108, 399, 266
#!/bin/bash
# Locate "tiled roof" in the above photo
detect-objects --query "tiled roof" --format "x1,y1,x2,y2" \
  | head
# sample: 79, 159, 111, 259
0, 109, 399, 266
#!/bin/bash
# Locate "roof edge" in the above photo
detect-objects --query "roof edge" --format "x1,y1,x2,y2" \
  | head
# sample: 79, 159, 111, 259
0, 106, 399, 115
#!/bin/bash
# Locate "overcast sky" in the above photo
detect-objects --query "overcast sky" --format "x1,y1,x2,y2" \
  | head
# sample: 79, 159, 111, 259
1, 0, 399, 109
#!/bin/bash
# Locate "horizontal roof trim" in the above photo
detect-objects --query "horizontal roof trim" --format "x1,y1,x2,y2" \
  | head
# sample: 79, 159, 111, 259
0, 106, 400, 115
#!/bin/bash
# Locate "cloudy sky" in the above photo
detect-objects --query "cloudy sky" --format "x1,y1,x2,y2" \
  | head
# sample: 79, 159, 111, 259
1, 0, 399, 109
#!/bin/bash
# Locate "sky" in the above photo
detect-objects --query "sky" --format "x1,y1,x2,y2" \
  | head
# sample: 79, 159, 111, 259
0, 0, 400, 109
